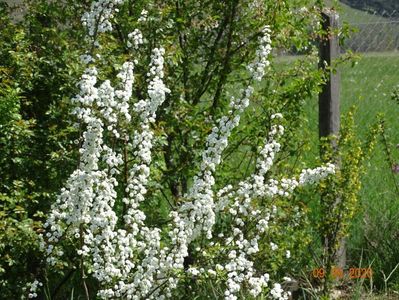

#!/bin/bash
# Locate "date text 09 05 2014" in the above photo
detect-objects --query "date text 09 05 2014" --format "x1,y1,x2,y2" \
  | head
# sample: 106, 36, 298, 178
312, 267, 373, 279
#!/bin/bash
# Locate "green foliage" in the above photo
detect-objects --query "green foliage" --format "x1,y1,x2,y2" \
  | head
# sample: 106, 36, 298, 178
0, 1, 84, 297
0, 83, 40, 296
392, 85, 399, 105
315, 107, 382, 295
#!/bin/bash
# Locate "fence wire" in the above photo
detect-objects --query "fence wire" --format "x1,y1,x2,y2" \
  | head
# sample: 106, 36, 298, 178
339, 9, 399, 129
345, 20, 399, 52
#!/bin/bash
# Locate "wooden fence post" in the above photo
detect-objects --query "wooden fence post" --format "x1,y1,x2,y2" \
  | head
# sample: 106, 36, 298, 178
319, 10, 346, 269
319, 10, 340, 140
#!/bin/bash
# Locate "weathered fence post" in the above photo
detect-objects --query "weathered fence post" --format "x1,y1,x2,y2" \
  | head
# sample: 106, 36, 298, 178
319, 10, 346, 270
319, 10, 340, 140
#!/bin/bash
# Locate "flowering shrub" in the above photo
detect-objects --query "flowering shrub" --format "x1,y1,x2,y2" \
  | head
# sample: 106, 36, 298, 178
25, 1, 336, 299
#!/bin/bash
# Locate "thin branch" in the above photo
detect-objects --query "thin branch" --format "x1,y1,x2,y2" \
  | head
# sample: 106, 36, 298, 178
79, 225, 90, 300
211, 0, 239, 111
175, 0, 191, 103
192, 5, 230, 105
51, 268, 76, 299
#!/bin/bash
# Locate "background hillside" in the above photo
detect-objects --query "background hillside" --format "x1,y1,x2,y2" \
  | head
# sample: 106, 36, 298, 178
340, 0, 399, 17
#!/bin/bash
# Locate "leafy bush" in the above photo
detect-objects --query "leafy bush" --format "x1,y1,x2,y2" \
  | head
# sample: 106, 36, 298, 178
2, 0, 373, 299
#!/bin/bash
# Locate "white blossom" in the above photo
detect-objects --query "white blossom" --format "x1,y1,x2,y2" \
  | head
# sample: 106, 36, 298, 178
138, 9, 148, 22
127, 29, 144, 49
271, 283, 289, 300
81, 0, 125, 37
27, 280, 42, 299
247, 26, 272, 81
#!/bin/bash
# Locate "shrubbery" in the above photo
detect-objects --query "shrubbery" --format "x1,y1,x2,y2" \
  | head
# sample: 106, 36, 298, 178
1, 0, 397, 299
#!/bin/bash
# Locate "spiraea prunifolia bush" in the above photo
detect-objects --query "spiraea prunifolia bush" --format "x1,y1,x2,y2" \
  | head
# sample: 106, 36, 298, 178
28, 1, 335, 299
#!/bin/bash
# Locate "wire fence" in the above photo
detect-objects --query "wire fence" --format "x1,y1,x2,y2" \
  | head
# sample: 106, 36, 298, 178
343, 11, 399, 53
339, 9, 399, 130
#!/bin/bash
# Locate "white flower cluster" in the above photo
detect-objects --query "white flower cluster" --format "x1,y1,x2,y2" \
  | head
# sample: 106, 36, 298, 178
271, 283, 289, 300
71, 61, 134, 130
94, 47, 171, 299
299, 163, 335, 184
42, 79, 133, 269
134, 48, 169, 122
28, 280, 42, 299
247, 26, 272, 81
81, 0, 125, 37
168, 25, 274, 250
115, 62, 135, 123
157, 26, 284, 299
127, 29, 144, 49
209, 113, 334, 300
80, 53, 95, 65
138, 9, 148, 22
40, 2, 137, 289
124, 47, 169, 212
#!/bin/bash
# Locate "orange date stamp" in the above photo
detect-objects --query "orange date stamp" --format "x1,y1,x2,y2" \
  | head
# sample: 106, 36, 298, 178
312, 267, 373, 279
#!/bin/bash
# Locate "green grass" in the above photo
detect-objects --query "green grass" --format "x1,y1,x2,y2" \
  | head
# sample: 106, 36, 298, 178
334, 52, 399, 233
